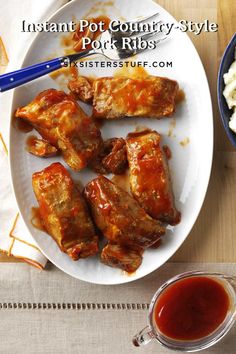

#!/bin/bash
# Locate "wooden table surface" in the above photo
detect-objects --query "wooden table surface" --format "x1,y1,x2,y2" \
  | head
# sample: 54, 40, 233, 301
0, 0, 235, 263
170, 0, 236, 262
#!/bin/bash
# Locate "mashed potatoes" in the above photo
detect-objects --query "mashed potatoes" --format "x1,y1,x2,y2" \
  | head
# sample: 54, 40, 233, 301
223, 48, 236, 132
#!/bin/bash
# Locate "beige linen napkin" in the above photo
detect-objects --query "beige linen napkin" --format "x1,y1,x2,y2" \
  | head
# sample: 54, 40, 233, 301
0, 0, 68, 268
0, 134, 47, 268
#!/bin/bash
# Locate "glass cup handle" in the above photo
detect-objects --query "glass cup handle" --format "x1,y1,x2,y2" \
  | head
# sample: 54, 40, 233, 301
132, 325, 155, 347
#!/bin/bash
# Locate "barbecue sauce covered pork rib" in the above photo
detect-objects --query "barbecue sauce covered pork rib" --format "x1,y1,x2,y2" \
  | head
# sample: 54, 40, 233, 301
68, 76, 94, 103
89, 138, 128, 175
126, 130, 181, 225
15, 89, 103, 171
32, 162, 99, 261
101, 243, 143, 273
84, 176, 165, 272
68, 76, 179, 119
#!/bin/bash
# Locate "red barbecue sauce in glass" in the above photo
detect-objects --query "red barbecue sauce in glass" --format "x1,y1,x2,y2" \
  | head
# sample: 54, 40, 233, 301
154, 276, 230, 341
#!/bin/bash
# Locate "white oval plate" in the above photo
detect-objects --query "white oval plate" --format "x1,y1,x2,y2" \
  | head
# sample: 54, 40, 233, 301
9, 0, 213, 284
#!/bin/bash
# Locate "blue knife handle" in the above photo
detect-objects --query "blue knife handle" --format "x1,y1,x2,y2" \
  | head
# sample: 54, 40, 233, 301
0, 57, 67, 92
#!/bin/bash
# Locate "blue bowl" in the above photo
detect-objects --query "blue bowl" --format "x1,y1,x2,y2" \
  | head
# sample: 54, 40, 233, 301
218, 33, 236, 147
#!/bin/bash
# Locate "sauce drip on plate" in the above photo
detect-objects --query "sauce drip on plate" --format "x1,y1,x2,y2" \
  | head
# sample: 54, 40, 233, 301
175, 89, 185, 104
154, 276, 230, 341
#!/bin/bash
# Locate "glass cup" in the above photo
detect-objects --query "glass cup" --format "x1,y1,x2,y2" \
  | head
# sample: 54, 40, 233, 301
133, 271, 236, 352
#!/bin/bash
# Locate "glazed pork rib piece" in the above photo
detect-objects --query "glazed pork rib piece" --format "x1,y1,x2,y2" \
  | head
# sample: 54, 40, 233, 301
101, 243, 143, 273
15, 89, 103, 171
126, 130, 181, 225
69, 76, 179, 119
68, 76, 94, 103
32, 162, 99, 261
26, 136, 58, 157
93, 76, 179, 119
84, 175, 165, 244
84, 176, 165, 272
89, 138, 128, 175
